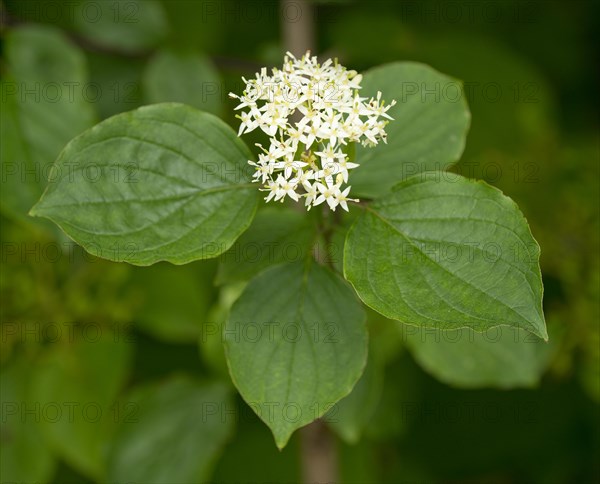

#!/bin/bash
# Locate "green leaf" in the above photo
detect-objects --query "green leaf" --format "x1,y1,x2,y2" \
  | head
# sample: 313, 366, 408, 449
71, 0, 168, 53
30, 103, 259, 265
0, 356, 56, 483
402, 325, 552, 388
143, 49, 223, 115
216, 207, 316, 285
107, 376, 234, 484
225, 261, 368, 449
30, 329, 132, 480
327, 351, 384, 444
1, 25, 96, 223
351, 62, 470, 198
129, 260, 217, 343
344, 173, 547, 340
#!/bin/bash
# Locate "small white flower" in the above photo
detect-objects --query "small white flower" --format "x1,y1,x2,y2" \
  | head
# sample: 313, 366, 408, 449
335, 186, 359, 212
237, 111, 258, 136
315, 144, 346, 167
291, 168, 315, 188
273, 159, 308, 179
274, 175, 300, 202
314, 180, 340, 211
303, 182, 319, 209
230, 51, 395, 211
263, 180, 279, 203
335, 158, 360, 184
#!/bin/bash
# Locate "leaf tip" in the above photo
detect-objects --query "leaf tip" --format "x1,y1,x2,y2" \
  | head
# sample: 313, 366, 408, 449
274, 432, 291, 451
28, 203, 42, 218
530, 318, 549, 342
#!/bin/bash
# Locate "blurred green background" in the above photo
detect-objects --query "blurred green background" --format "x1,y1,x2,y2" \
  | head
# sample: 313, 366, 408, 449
1, 0, 598, 483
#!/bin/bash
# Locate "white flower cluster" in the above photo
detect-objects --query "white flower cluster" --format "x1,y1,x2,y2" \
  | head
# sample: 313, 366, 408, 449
229, 51, 396, 211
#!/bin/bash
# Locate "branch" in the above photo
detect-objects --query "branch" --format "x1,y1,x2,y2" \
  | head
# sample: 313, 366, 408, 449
300, 419, 339, 484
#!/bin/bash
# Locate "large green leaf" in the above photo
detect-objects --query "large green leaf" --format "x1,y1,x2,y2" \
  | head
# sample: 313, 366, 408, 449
30, 329, 132, 480
216, 207, 316, 285
225, 261, 368, 449
351, 62, 470, 198
30, 103, 259, 265
0, 356, 56, 483
107, 376, 234, 484
402, 325, 552, 388
143, 49, 223, 115
344, 173, 547, 339
1, 25, 96, 223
